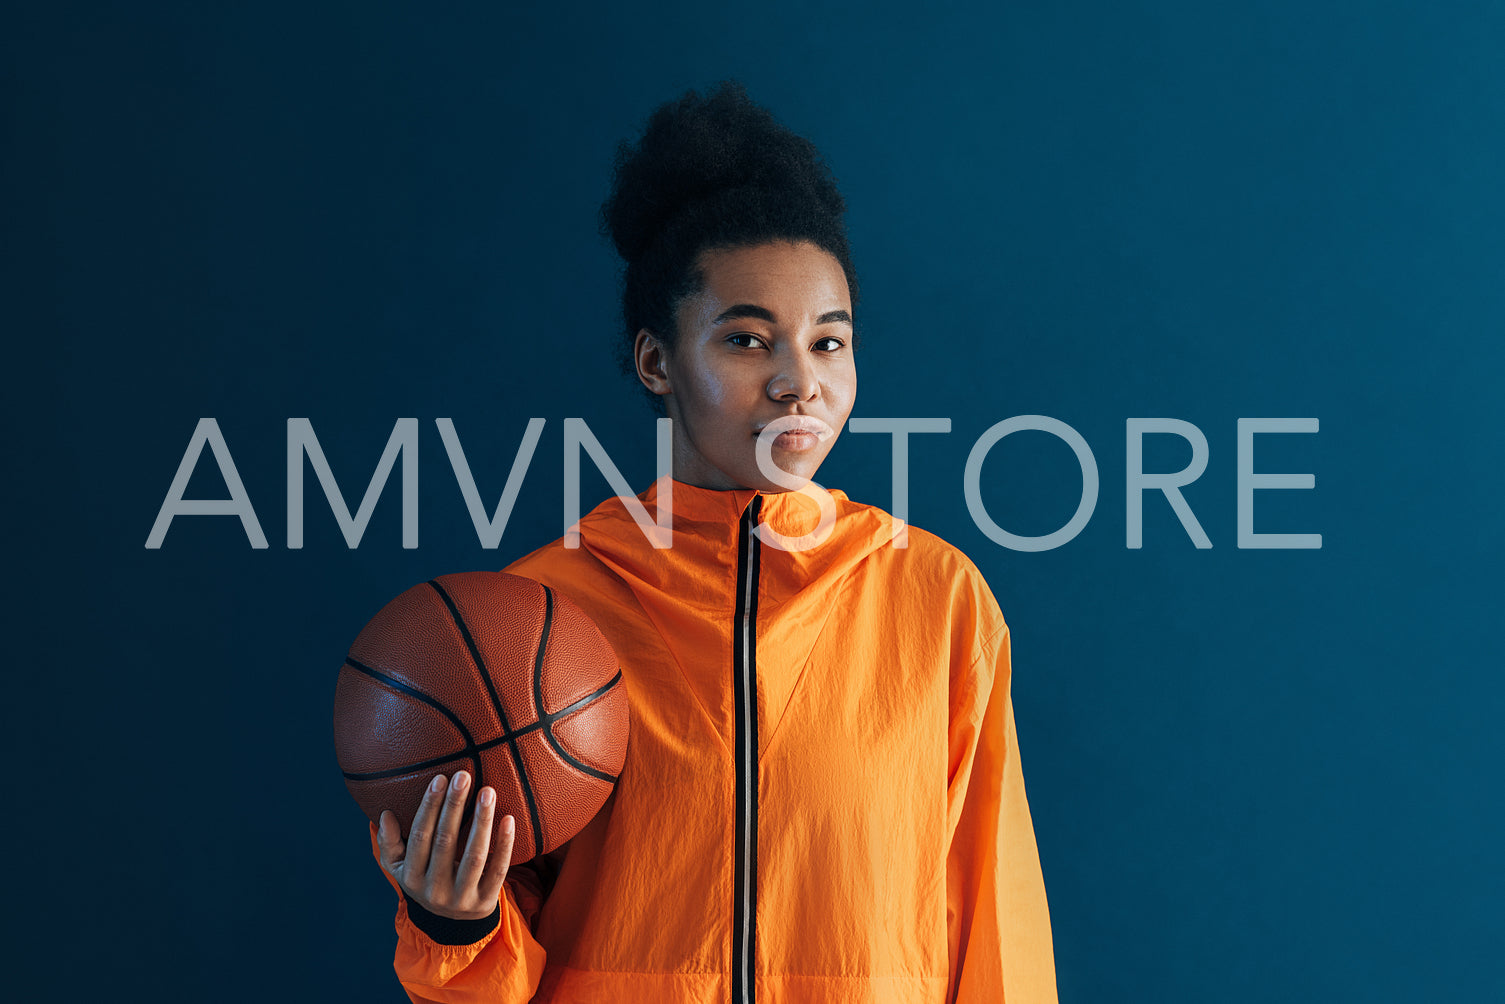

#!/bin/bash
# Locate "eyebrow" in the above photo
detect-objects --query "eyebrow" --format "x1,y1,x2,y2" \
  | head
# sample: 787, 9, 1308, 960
708, 304, 854, 327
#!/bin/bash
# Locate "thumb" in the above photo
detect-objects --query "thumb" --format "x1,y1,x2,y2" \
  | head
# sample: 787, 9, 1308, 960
375, 811, 406, 866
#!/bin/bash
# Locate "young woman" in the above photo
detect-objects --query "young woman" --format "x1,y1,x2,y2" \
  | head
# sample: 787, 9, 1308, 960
369, 81, 1058, 1004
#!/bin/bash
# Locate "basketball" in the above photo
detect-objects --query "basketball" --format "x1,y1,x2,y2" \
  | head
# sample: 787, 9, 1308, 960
333, 571, 628, 863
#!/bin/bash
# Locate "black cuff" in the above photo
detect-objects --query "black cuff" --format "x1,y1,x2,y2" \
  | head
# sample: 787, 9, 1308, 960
401, 890, 502, 946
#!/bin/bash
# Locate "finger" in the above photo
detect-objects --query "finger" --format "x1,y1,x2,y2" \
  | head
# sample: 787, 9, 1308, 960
426, 770, 472, 882
375, 811, 406, 871
477, 813, 517, 906
404, 774, 448, 875
454, 785, 496, 894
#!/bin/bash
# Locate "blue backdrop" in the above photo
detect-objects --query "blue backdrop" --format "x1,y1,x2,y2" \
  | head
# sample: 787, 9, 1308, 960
9, 1, 1502, 1001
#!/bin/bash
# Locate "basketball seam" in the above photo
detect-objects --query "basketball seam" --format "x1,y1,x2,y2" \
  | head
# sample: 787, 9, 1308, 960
342, 595, 622, 805
534, 586, 622, 784
341, 651, 590, 779
338, 676, 619, 781
427, 577, 545, 857
544, 671, 625, 780
339, 657, 483, 787
550, 667, 623, 734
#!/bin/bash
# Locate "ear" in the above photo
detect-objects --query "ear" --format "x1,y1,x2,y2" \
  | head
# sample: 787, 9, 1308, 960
633, 328, 673, 397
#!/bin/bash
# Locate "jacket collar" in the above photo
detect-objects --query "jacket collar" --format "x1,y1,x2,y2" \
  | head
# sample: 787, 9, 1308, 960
634, 475, 850, 539
570, 475, 903, 601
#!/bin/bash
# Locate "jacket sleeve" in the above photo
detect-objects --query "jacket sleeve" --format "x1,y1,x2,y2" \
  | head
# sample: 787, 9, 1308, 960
946, 624, 1059, 1004
368, 823, 550, 1003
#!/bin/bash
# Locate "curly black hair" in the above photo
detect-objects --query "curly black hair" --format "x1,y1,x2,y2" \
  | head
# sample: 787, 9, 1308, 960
600, 80, 859, 404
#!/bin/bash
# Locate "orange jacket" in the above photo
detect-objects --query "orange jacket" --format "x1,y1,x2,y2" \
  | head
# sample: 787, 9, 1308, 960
376, 478, 1058, 1003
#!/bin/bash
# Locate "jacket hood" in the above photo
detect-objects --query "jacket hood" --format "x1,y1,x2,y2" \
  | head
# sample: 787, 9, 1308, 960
570, 476, 905, 616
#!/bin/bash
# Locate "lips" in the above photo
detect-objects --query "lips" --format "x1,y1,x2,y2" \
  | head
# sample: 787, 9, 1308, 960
753, 415, 836, 441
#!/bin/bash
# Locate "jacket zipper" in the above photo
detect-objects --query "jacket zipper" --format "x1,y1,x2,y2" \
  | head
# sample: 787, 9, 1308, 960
731, 495, 763, 1004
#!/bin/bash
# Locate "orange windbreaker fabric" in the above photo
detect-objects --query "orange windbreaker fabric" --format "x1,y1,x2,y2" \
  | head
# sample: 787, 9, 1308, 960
377, 479, 1058, 1003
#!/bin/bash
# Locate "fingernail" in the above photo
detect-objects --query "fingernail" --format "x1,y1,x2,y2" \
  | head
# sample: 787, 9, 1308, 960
503, 815, 515, 834
430, 775, 446, 793
454, 771, 470, 791
479, 787, 495, 807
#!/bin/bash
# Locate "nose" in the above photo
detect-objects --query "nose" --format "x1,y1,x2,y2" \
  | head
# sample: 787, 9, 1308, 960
767, 347, 820, 402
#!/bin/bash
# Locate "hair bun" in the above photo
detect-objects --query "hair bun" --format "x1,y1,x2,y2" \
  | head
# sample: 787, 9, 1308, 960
601, 80, 846, 263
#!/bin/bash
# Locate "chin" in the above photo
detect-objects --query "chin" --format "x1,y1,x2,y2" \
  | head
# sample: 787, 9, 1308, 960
753, 457, 825, 491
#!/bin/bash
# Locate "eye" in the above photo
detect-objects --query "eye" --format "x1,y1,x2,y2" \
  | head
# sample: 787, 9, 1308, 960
727, 332, 767, 349
813, 336, 846, 351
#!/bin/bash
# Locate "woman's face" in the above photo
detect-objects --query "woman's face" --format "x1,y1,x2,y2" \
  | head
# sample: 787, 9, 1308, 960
635, 240, 857, 492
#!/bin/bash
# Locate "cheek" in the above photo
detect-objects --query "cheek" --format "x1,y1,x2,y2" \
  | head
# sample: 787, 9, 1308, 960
698, 373, 733, 411
673, 369, 750, 452
673, 358, 733, 412
825, 370, 857, 416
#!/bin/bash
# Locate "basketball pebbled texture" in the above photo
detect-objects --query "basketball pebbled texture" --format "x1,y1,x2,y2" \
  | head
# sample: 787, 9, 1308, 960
333, 571, 628, 863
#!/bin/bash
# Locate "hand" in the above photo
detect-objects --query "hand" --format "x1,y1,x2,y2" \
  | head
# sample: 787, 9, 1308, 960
374, 771, 516, 921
